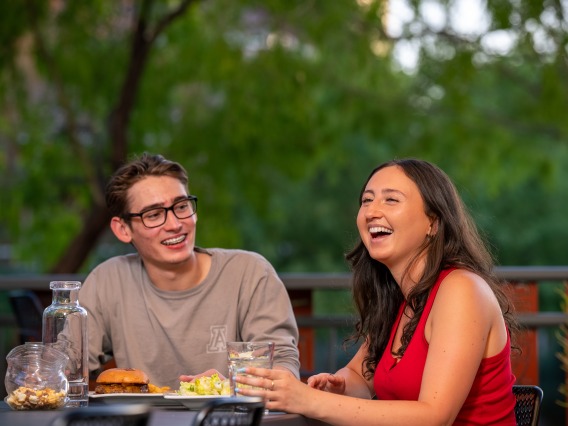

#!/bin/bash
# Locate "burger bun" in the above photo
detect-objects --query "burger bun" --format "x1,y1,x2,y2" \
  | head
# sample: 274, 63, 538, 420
94, 368, 150, 394
96, 368, 149, 385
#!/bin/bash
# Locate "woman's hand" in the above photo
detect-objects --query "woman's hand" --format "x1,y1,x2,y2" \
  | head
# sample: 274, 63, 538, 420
234, 367, 314, 414
307, 373, 346, 394
179, 368, 225, 383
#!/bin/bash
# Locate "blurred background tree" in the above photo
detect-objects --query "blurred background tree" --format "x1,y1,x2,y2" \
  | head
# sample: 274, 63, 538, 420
0, 0, 567, 422
0, 0, 566, 274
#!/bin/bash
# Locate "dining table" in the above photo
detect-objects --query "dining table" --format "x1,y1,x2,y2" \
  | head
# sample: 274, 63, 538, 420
0, 399, 331, 426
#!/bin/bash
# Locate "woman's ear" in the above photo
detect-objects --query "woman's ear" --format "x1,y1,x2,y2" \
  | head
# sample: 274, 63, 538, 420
428, 218, 439, 236
110, 217, 133, 243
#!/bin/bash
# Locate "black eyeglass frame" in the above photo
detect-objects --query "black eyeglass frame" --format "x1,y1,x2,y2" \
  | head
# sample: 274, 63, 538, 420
123, 195, 198, 228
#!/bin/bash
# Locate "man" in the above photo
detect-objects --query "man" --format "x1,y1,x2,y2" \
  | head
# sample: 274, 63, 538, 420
79, 153, 300, 389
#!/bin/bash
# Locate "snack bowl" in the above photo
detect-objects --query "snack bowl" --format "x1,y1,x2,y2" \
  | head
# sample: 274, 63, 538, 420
4, 342, 69, 410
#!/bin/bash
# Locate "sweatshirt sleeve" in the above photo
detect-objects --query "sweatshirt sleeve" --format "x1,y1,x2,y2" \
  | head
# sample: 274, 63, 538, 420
79, 264, 115, 378
237, 253, 301, 378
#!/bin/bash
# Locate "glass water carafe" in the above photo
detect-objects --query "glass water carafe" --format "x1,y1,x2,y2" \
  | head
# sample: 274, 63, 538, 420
42, 281, 89, 407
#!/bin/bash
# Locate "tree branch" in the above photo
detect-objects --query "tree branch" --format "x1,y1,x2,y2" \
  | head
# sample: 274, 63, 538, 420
54, 0, 197, 272
148, 0, 200, 43
24, 0, 105, 206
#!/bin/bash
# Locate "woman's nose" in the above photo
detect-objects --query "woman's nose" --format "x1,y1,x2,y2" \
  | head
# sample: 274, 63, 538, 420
364, 202, 383, 218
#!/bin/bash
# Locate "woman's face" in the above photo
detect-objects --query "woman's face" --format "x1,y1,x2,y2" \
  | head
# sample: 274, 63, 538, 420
356, 165, 433, 277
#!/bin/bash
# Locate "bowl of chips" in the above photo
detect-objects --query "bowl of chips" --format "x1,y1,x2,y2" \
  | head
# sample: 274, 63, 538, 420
4, 342, 69, 410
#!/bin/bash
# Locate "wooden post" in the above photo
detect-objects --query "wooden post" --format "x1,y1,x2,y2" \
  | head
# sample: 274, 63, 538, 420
288, 289, 314, 381
508, 281, 539, 385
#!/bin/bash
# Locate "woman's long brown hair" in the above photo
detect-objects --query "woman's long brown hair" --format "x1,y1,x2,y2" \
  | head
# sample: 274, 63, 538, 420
345, 158, 518, 380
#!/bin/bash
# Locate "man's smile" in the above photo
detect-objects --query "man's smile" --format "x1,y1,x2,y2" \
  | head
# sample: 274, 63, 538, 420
162, 234, 187, 246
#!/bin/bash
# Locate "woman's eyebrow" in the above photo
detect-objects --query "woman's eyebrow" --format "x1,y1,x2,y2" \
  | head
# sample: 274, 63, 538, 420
381, 188, 405, 196
364, 188, 404, 196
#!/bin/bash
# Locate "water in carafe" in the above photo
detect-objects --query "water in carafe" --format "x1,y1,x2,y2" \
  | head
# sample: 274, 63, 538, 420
42, 281, 89, 407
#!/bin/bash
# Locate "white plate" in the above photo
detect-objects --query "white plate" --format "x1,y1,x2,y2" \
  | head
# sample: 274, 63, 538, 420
163, 393, 230, 409
89, 391, 181, 406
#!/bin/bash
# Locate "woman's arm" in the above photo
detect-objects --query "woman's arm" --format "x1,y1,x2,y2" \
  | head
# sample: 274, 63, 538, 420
417, 269, 508, 423
236, 270, 505, 426
320, 343, 375, 399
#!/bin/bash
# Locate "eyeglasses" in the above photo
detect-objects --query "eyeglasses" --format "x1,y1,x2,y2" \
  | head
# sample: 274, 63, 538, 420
124, 195, 198, 228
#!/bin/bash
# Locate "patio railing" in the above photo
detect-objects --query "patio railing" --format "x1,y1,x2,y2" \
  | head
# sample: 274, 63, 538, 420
1, 266, 568, 397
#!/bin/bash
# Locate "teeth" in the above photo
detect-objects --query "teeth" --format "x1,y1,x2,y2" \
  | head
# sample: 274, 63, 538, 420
162, 235, 186, 245
369, 226, 393, 234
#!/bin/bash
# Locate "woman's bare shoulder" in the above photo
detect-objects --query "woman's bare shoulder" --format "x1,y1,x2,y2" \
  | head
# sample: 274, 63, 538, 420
443, 268, 493, 293
436, 268, 499, 313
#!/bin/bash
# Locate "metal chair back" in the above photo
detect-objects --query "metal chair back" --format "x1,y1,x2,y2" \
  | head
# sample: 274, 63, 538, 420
513, 384, 543, 426
192, 396, 265, 426
8, 290, 44, 343
50, 403, 151, 426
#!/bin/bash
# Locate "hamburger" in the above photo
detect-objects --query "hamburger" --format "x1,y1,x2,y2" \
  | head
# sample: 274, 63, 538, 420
94, 368, 149, 394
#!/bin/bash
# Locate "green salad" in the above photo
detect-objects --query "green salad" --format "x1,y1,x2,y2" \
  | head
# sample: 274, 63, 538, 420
178, 373, 230, 396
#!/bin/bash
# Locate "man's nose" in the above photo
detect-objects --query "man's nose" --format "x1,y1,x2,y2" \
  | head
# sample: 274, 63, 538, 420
163, 209, 182, 228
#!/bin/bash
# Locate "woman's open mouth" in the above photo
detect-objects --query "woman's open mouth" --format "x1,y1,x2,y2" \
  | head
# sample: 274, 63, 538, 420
369, 226, 393, 239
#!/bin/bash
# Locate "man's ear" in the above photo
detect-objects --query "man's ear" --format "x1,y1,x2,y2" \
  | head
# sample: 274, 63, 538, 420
110, 217, 133, 243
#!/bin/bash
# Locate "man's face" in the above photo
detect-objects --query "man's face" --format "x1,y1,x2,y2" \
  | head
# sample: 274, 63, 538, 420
120, 175, 197, 269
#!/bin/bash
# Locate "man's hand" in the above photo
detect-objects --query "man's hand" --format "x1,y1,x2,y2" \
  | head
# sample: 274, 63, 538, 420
179, 368, 225, 383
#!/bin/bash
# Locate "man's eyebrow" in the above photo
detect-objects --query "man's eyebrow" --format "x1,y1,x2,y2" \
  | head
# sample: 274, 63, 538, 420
137, 202, 164, 212
138, 195, 189, 212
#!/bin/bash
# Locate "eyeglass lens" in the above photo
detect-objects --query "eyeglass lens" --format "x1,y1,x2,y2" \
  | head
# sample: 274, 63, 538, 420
141, 198, 196, 228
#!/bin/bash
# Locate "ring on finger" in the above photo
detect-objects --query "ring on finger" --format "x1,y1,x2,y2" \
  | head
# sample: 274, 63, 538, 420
271, 380, 275, 390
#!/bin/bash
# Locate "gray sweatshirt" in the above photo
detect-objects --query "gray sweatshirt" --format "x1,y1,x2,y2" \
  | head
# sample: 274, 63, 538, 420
79, 248, 300, 389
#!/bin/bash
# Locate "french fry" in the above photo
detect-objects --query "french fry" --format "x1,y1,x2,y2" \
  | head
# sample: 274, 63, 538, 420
148, 383, 171, 393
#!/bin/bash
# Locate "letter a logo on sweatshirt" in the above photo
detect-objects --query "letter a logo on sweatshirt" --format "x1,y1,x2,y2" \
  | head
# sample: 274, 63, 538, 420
207, 325, 227, 353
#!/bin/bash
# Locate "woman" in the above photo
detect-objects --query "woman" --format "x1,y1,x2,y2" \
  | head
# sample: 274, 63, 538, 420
236, 158, 518, 425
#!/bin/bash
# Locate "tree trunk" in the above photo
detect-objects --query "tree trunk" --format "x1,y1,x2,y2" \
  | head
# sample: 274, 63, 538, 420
49, 206, 112, 273
50, 0, 197, 272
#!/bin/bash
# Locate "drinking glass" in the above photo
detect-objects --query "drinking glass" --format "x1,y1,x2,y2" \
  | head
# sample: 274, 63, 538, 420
227, 341, 274, 397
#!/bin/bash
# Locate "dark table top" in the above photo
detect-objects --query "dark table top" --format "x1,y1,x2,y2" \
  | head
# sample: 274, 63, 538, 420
0, 400, 328, 426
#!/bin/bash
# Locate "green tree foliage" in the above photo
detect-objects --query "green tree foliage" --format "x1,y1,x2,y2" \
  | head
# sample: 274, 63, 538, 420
0, 0, 567, 273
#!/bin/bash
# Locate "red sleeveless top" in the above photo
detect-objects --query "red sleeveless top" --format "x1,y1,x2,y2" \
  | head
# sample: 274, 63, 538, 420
373, 269, 516, 425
